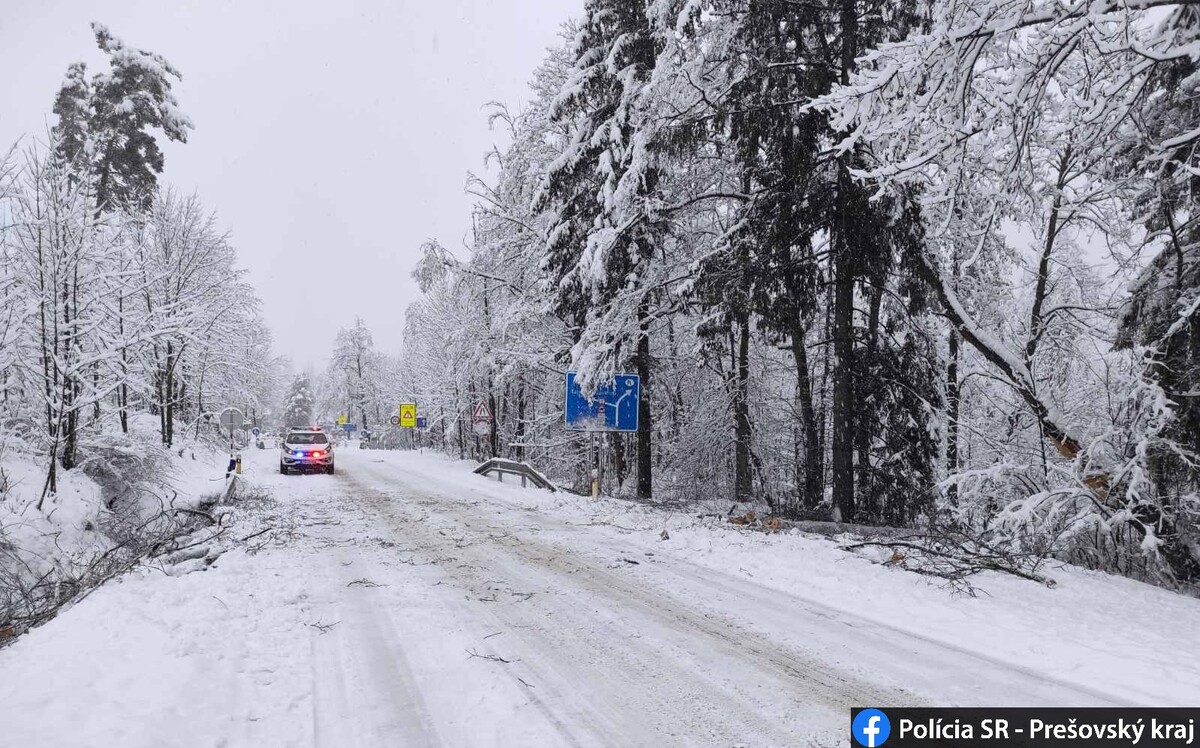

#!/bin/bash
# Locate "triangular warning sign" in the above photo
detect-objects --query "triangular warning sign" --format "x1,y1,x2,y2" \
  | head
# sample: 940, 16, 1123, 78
471, 401, 493, 422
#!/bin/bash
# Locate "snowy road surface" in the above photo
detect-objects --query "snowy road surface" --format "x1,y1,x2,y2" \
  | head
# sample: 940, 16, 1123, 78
2, 447, 1197, 748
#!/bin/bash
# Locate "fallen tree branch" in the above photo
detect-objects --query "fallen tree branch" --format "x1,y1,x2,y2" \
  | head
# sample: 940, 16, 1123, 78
844, 533, 1056, 591
466, 647, 518, 663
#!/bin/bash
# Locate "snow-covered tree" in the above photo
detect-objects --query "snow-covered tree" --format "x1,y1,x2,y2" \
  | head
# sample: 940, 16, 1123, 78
537, 0, 666, 499
282, 374, 315, 430
51, 23, 192, 215
815, 0, 1200, 578
324, 318, 384, 429
398, 0, 1198, 584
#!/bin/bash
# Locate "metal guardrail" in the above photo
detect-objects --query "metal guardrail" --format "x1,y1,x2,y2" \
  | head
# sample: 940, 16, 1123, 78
472, 458, 557, 492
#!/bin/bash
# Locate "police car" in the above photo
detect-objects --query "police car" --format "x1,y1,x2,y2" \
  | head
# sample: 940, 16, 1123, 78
280, 426, 335, 475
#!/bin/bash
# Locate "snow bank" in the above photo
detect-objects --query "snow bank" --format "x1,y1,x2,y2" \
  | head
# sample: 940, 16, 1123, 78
0, 424, 238, 639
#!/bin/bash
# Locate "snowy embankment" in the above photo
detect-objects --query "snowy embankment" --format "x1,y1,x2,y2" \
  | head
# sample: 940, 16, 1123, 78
0, 415, 236, 639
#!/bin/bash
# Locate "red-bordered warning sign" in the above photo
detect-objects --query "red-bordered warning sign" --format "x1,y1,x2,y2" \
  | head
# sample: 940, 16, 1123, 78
471, 401, 493, 423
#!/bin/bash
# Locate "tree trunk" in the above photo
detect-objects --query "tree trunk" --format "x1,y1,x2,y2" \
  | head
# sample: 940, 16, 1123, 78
454, 383, 465, 460
789, 319, 822, 509
733, 312, 753, 503
60, 275, 78, 471
946, 328, 961, 505
164, 342, 175, 448
857, 285, 882, 520
487, 390, 499, 459
831, 0, 860, 522
515, 381, 527, 462
831, 224, 856, 523
118, 380, 128, 433
636, 300, 653, 500
92, 365, 100, 422
1026, 189, 1065, 364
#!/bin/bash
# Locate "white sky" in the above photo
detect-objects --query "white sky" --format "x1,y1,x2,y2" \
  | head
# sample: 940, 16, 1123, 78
0, 0, 575, 369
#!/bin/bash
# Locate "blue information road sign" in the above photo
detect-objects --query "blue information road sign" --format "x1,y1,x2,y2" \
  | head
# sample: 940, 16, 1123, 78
416, 416, 428, 429
565, 372, 640, 432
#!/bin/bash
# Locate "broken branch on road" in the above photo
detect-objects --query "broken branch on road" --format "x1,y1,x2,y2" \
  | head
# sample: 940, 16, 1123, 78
346, 578, 387, 588
306, 619, 340, 634
466, 647, 519, 664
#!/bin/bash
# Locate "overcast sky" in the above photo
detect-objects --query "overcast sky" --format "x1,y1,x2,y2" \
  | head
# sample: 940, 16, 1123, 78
0, 0, 575, 370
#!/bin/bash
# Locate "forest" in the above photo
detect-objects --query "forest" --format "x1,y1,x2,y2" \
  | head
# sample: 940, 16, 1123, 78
0, 25, 286, 626
0, 24, 283, 486
393, 0, 1200, 587
3, 3, 1198, 603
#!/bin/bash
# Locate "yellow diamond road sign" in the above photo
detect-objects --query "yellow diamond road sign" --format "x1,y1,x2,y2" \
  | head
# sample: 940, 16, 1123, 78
399, 403, 417, 428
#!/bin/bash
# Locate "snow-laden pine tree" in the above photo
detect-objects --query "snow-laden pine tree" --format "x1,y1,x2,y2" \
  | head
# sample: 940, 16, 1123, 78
400, 0, 1200, 584
1113, 6, 1200, 581
282, 375, 316, 430
674, 0, 936, 521
537, 0, 666, 499
51, 23, 192, 215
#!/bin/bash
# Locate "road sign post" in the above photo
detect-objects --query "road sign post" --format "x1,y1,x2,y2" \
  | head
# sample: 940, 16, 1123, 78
564, 373, 640, 432
471, 401, 494, 458
399, 403, 417, 429
564, 374, 640, 498
591, 433, 600, 498
471, 402, 493, 435
219, 407, 244, 452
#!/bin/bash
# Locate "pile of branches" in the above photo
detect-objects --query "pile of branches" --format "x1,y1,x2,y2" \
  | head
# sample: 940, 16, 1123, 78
0, 479, 240, 645
844, 521, 1057, 596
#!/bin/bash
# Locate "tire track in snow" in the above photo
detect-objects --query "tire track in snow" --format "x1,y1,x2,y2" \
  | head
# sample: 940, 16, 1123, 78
352, 452, 1131, 709
342, 460, 901, 746
310, 551, 442, 748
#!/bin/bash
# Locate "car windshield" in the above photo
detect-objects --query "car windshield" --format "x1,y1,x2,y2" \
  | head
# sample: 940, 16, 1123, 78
286, 433, 328, 445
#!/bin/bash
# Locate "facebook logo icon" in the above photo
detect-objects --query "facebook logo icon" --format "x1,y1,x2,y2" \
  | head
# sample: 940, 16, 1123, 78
852, 709, 891, 747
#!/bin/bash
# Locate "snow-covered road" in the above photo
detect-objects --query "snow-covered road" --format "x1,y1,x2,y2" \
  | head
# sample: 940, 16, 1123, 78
2, 446, 1195, 748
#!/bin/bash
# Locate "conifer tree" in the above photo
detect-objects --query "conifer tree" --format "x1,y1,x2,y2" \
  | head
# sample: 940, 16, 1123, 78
51, 23, 192, 215
538, 0, 663, 499
283, 375, 316, 430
